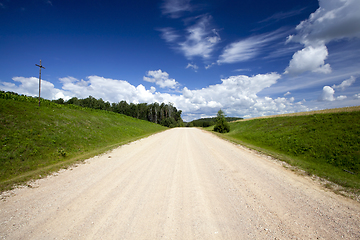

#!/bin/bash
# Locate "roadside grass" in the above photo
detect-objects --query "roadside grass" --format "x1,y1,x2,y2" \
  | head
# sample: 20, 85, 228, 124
0, 97, 166, 192
209, 109, 360, 196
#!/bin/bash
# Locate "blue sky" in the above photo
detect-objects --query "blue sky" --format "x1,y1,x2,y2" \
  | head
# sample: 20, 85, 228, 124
1, 0, 360, 121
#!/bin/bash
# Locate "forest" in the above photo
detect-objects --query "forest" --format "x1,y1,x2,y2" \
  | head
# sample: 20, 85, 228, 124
187, 116, 243, 127
53, 96, 183, 128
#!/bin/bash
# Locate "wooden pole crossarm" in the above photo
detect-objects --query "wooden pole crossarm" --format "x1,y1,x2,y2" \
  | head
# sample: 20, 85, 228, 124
35, 64, 45, 69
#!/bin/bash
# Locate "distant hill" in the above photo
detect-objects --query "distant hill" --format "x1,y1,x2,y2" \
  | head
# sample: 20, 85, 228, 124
187, 117, 243, 127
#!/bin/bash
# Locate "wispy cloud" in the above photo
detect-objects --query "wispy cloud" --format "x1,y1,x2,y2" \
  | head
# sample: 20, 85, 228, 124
332, 76, 356, 91
158, 27, 180, 43
179, 15, 221, 59
160, 15, 221, 60
186, 63, 198, 72
259, 8, 307, 23
263, 44, 302, 60
217, 29, 286, 64
161, 0, 192, 18
234, 68, 251, 72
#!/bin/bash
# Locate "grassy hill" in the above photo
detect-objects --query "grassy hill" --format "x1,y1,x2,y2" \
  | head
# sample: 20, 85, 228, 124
0, 94, 166, 191
211, 108, 360, 195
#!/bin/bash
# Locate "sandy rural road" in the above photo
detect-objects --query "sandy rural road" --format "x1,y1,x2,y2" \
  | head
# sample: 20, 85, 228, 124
1, 128, 360, 239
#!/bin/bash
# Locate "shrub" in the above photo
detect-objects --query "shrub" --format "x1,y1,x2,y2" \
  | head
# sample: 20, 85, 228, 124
214, 109, 230, 133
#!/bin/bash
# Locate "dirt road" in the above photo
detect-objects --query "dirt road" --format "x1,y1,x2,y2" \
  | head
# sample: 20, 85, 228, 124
1, 128, 359, 239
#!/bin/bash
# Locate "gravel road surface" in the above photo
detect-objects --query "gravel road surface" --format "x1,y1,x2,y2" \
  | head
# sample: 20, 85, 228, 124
1, 128, 359, 239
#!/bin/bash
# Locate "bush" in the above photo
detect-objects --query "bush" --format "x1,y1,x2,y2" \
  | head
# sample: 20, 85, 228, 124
214, 109, 230, 133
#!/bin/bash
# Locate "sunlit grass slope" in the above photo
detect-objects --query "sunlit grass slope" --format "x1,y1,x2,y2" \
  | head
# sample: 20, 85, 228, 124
219, 109, 360, 191
0, 96, 166, 191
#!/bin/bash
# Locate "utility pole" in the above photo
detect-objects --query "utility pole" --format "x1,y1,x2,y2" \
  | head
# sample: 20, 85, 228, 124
35, 60, 45, 107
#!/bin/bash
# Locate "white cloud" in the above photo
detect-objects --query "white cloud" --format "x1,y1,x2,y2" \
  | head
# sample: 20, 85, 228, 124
0, 73, 317, 122
285, 0, 360, 75
158, 28, 180, 43
161, 0, 192, 18
284, 91, 291, 96
234, 68, 251, 72
174, 72, 310, 120
218, 38, 259, 64
205, 62, 216, 69
179, 16, 221, 59
159, 16, 220, 60
218, 30, 286, 64
291, 0, 360, 45
336, 95, 347, 100
186, 63, 198, 71
60, 76, 158, 103
284, 45, 331, 75
332, 76, 356, 91
143, 69, 179, 89
259, 8, 306, 23
319, 86, 335, 101
1, 77, 69, 101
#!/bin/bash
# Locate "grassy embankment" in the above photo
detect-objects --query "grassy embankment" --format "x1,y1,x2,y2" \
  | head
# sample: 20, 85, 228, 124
211, 107, 360, 194
0, 94, 166, 192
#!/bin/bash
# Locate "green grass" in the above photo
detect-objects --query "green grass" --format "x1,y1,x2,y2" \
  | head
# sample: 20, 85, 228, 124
211, 111, 360, 192
0, 97, 166, 192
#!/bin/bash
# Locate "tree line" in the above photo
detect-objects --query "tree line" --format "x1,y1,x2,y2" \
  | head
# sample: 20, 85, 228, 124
53, 96, 183, 127
187, 116, 242, 127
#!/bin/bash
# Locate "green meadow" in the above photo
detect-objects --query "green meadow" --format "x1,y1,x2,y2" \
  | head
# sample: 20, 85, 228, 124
0, 93, 166, 191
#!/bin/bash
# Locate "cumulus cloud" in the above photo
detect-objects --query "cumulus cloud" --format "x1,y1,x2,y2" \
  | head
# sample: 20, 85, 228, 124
336, 95, 347, 100
290, 0, 360, 45
318, 85, 349, 102
174, 72, 310, 120
0, 76, 159, 104
285, 0, 360, 75
332, 76, 356, 91
1, 77, 69, 100
60, 76, 158, 103
319, 86, 335, 101
1, 72, 313, 121
143, 69, 179, 89
284, 45, 331, 75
